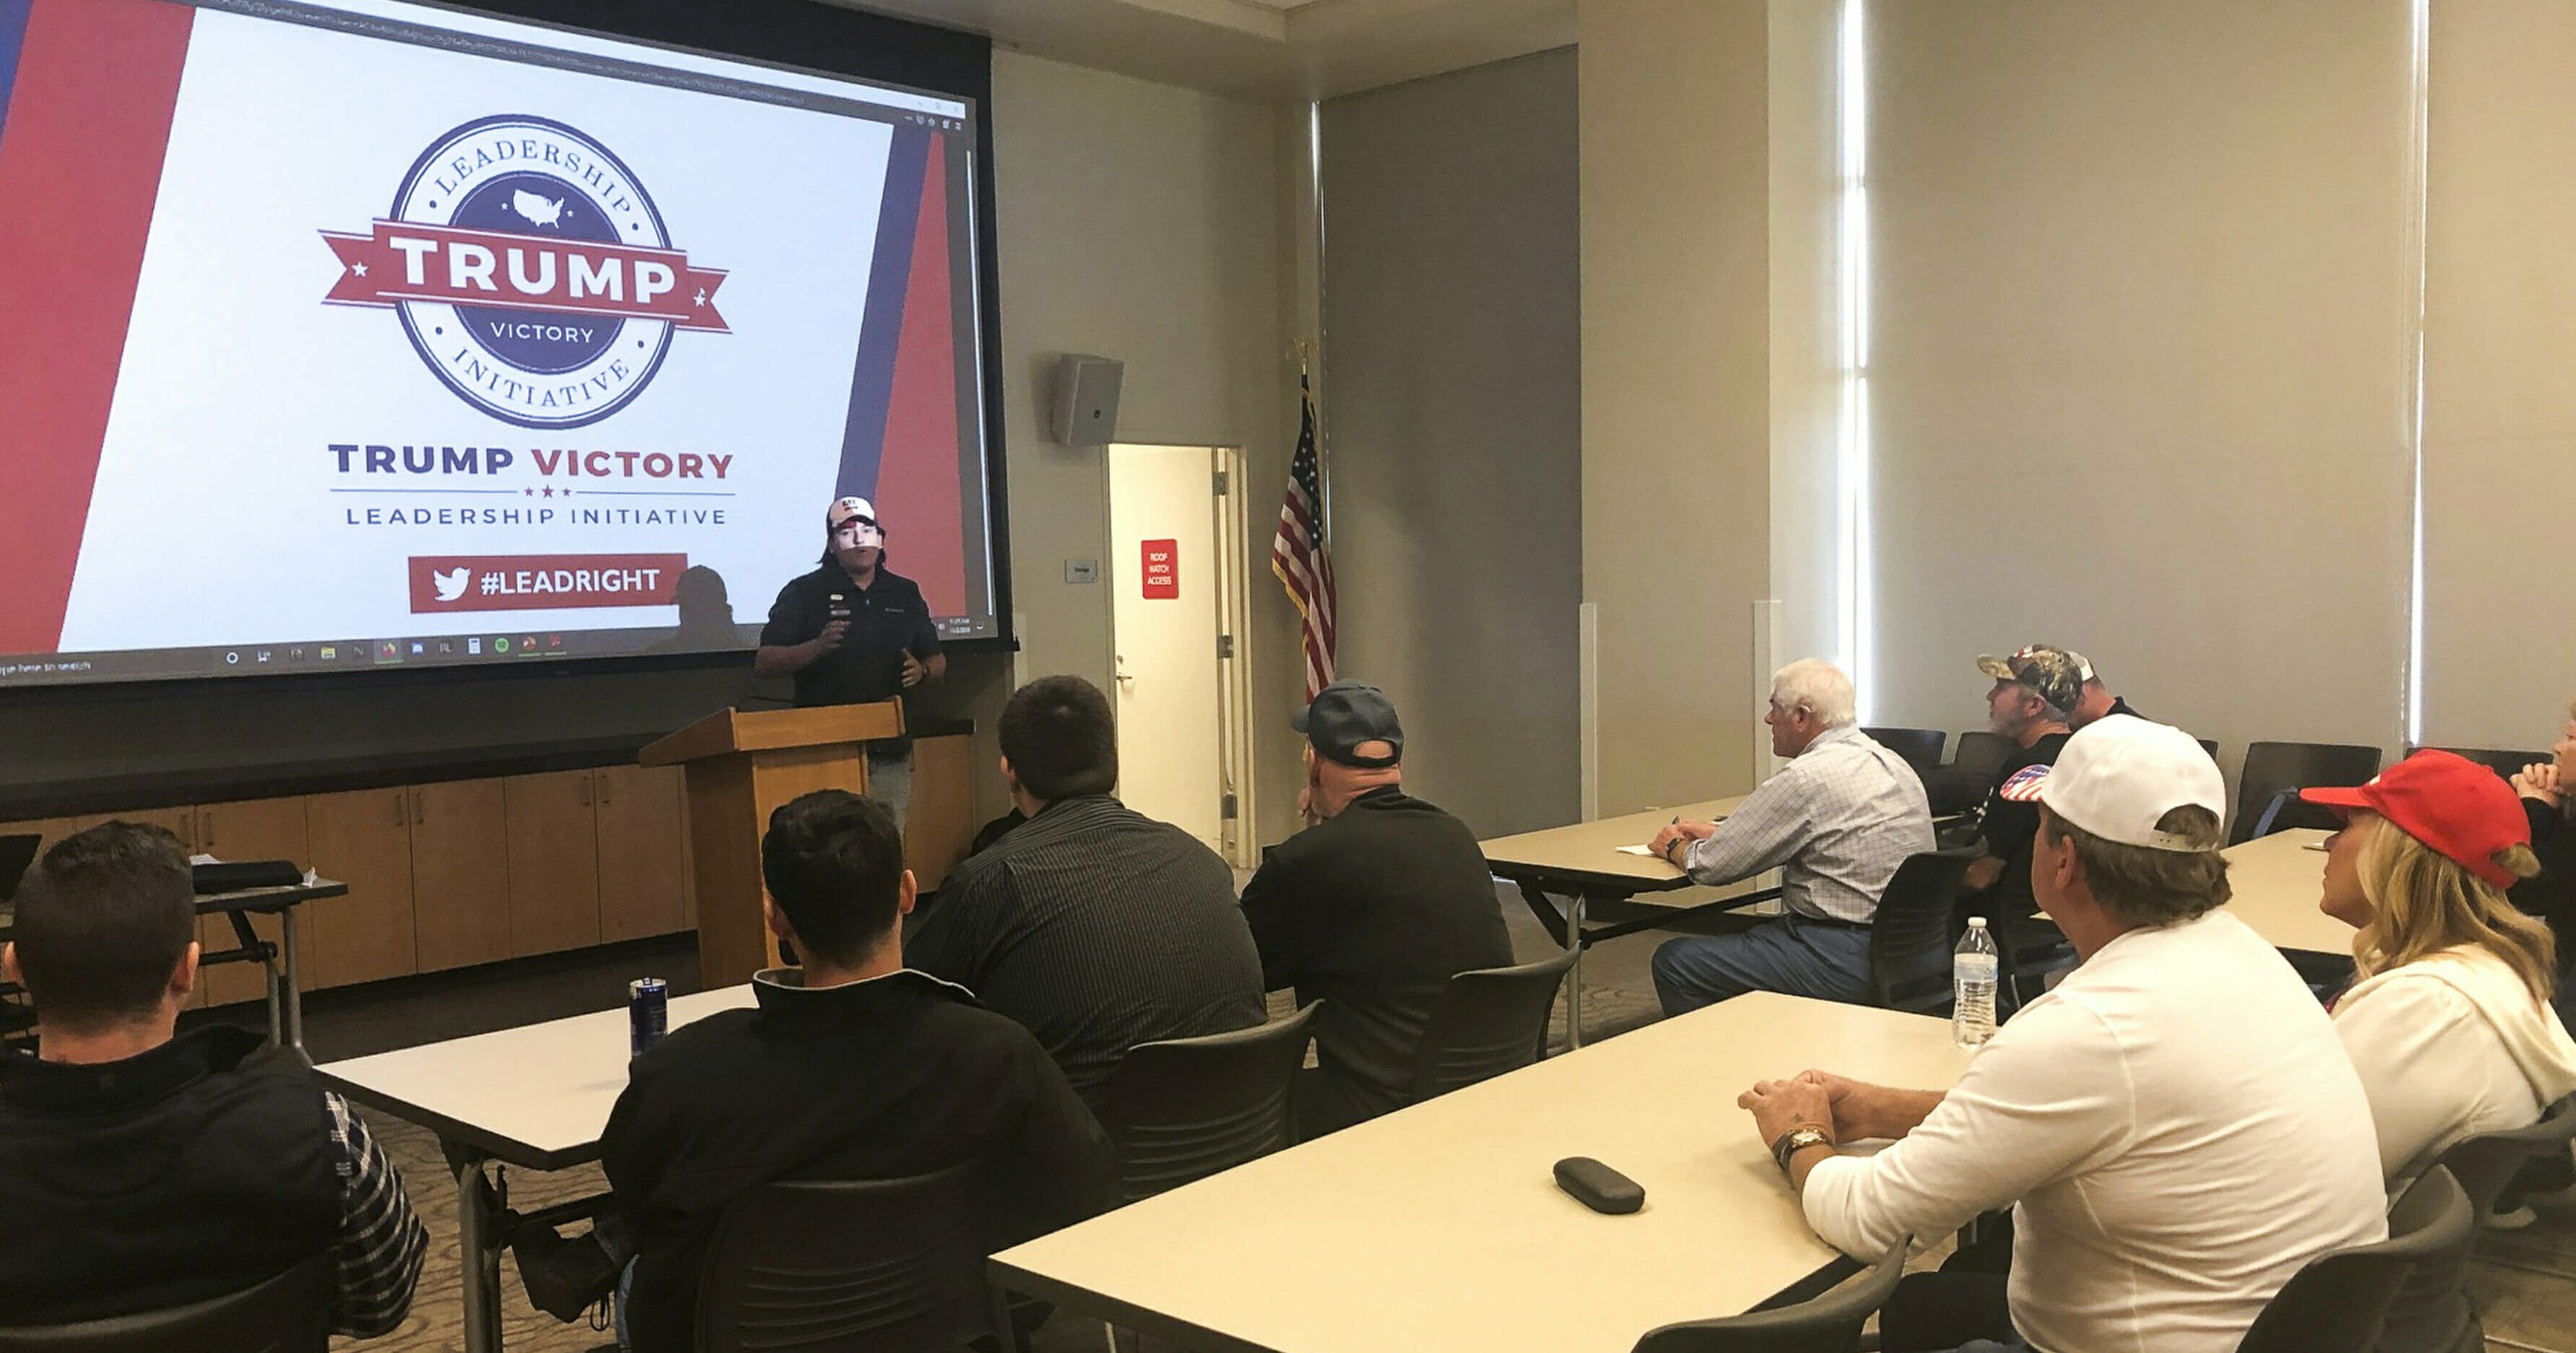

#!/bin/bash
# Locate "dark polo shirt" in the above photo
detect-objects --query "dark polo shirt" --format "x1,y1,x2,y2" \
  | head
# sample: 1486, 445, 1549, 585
759, 561, 940, 749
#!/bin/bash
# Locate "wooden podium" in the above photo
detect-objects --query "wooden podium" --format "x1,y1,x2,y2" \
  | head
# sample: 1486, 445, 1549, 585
640, 702, 903, 986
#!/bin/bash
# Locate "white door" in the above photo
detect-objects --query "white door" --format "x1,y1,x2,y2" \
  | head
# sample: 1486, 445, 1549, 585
1109, 444, 1230, 853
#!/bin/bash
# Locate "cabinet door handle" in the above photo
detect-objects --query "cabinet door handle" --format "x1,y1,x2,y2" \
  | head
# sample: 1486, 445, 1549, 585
414, 792, 426, 826
598, 772, 613, 806
578, 778, 593, 806
201, 811, 214, 852
393, 792, 406, 827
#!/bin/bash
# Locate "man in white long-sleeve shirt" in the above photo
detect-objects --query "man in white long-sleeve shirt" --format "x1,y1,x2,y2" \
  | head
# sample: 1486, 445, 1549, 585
1737, 715, 2386, 1353
1647, 659, 1934, 1014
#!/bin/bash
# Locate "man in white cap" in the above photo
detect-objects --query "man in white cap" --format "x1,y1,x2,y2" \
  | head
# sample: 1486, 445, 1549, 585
1735, 715, 2385, 1353
754, 496, 946, 827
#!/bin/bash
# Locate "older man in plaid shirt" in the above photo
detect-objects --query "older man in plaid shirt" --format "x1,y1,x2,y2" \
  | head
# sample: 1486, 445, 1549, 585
1647, 659, 1935, 1014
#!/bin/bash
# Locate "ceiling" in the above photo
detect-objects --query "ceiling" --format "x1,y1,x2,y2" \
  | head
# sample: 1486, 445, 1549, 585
817, 0, 1576, 101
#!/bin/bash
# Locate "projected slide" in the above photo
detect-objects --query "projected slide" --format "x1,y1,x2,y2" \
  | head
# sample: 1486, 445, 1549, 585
0, 0, 998, 685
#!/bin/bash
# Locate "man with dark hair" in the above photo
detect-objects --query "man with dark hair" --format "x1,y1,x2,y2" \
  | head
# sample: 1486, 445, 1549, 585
0, 822, 425, 1335
1241, 682, 1514, 1138
909, 675, 1265, 1105
594, 790, 1113, 1353
1737, 718, 2386, 1353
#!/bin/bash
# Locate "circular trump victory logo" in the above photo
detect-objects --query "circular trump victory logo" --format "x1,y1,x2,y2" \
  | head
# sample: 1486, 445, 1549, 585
320, 116, 730, 428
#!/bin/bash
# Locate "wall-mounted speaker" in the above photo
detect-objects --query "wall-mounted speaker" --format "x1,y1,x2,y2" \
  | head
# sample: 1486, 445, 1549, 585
1050, 353, 1123, 446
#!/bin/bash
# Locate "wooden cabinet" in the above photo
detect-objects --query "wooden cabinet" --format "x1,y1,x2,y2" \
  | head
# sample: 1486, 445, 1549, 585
304, 791, 415, 989
907, 736, 975, 892
597, 765, 686, 943
411, 781, 510, 972
504, 771, 602, 957
192, 797, 310, 1007
0, 816, 80, 861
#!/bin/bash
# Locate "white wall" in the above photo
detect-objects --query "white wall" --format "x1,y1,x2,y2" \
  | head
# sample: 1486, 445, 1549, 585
989, 51, 1306, 840
1318, 49, 1582, 837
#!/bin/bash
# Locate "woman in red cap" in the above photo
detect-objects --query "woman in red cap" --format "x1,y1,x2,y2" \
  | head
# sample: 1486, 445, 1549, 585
2305, 751, 2576, 1193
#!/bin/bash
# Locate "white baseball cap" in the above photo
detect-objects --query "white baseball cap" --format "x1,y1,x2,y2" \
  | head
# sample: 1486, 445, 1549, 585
826, 496, 877, 529
2035, 714, 2225, 851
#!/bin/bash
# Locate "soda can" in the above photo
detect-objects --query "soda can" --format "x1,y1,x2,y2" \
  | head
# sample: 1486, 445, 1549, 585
629, 977, 669, 1058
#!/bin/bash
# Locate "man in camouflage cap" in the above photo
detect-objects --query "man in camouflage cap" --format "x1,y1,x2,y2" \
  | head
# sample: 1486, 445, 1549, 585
1962, 647, 2080, 1000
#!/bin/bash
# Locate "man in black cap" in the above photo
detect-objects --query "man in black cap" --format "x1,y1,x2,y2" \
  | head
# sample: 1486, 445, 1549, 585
1239, 682, 1515, 1139
755, 495, 945, 828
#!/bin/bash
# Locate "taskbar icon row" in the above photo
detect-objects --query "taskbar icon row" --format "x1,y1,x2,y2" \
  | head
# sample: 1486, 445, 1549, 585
218, 633, 570, 668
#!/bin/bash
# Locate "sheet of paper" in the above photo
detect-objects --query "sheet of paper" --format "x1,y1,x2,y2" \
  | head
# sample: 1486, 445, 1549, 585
1617, 844, 1659, 856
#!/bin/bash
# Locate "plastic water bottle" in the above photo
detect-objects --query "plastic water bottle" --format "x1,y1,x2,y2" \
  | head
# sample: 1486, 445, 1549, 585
1953, 918, 1999, 1048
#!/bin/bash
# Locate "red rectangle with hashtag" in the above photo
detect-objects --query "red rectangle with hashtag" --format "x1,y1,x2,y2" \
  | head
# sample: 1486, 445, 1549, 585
409, 554, 687, 613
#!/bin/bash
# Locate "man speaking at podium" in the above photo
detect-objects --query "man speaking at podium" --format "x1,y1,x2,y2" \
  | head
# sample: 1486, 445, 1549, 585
755, 496, 946, 827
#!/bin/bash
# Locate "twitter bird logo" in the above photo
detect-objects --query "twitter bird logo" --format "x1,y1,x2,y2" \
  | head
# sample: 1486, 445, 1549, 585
432, 567, 472, 602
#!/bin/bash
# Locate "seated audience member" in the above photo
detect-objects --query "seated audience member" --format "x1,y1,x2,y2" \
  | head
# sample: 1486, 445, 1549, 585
1738, 716, 2386, 1353
2510, 705, 2576, 1030
1960, 648, 2078, 936
1239, 682, 1514, 1137
0, 823, 426, 1336
907, 675, 1265, 1105
595, 791, 1114, 1353
2308, 751, 2576, 1183
1648, 659, 1933, 1014
2059, 648, 2141, 728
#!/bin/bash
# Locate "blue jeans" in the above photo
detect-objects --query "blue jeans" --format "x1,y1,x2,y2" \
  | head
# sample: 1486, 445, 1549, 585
1650, 914, 1876, 1015
865, 744, 913, 834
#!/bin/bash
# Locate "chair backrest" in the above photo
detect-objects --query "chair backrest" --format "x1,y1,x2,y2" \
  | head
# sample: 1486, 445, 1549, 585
1630, 1235, 1909, 1353
2198, 738, 2222, 762
2416, 746, 2550, 782
2245, 788, 2349, 842
2233, 1166, 2474, 1353
1869, 852, 1975, 1015
2232, 741, 2383, 845
1949, 730, 2017, 780
695, 1162, 997, 1353
1097, 1003, 1318, 1202
2437, 1092, 2576, 1213
1407, 944, 1579, 1104
0, 1255, 331, 1353
2374, 1095, 2576, 1353
1861, 726, 1947, 775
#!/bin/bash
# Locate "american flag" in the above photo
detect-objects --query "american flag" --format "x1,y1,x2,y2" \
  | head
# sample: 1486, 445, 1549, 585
1272, 373, 1336, 700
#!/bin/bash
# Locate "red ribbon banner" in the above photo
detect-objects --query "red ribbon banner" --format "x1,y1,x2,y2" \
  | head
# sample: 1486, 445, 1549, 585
321, 221, 729, 332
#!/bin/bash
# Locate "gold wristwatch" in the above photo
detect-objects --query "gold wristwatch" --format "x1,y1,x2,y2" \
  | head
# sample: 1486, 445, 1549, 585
1770, 1125, 1835, 1174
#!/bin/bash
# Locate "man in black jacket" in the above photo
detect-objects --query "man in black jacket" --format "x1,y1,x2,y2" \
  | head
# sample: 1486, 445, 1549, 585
907, 676, 1265, 1107
0, 822, 425, 1335
1240, 682, 1514, 1139
597, 790, 1114, 1353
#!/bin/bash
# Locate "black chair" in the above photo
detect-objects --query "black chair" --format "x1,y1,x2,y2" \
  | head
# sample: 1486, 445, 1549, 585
0, 1255, 331, 1353
2377, 1095, 2576, 1353
1096, 1003, 1318, 1202
1948, 731, 2016, 780
2245, 788, 2348, 841
1408, 944, 1579, 1103
1869, 852, 1975, 1014
2198, 738, 2221, 763
1630, 1235, 1909, 1352
2415, 745, 2551, 781
2230, 741, 2383, 845
695, 1162, 1008, 1353
1862, 726, 1947, 775
2232, 1165, 2474, 1353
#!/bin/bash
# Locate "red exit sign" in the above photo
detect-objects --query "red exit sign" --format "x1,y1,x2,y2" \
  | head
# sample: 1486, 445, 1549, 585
1141, 539, 1179, 599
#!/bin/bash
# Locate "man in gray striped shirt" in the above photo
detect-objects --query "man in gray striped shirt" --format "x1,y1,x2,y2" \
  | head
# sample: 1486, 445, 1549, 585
1646, 659, 1934, 1014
